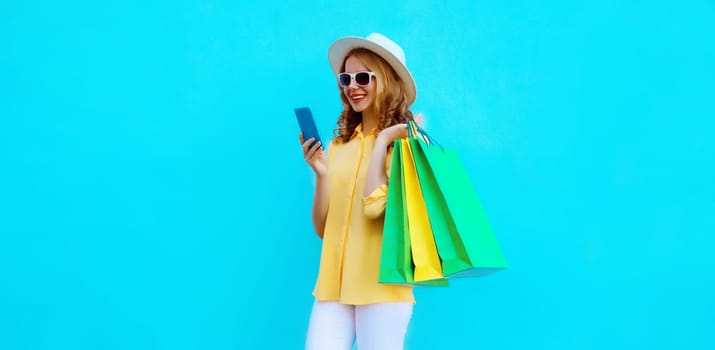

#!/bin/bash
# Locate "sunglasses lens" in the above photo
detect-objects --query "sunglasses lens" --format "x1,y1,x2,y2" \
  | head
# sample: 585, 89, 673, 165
338, 74, 351, 87
355, 72, 371, 85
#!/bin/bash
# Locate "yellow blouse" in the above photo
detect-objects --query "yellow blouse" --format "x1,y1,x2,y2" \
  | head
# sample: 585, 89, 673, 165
312, 124, 415, 305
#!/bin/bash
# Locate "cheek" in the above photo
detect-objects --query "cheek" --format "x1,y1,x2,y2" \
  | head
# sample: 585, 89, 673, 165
367, 83, 377, 97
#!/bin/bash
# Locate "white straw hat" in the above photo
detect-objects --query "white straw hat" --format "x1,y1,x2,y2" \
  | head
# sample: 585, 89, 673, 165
328, 33, 416, 106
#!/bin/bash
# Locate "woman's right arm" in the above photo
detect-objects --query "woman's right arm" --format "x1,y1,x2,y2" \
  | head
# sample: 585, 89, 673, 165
300, 133, 329, 239
311, 173, 329, 239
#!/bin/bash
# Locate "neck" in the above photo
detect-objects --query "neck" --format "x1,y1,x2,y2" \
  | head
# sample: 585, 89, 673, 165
361, 107, 379, 133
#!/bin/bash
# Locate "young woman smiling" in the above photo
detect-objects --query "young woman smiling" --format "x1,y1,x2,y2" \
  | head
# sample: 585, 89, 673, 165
300, 33, 418, 350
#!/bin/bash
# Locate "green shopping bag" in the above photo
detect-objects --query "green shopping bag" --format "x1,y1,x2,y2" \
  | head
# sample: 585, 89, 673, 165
408, 121, 507, 277
379, 140, 448, 286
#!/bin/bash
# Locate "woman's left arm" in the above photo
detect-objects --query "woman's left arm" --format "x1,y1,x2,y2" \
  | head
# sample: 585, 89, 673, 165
363, 123, 408, 196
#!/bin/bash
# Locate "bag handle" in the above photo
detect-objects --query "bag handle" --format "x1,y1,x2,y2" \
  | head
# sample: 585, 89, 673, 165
407, 120, 444, 150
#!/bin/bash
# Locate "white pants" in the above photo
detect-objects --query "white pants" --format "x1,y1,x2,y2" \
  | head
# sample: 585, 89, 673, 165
305, 299, 413, 350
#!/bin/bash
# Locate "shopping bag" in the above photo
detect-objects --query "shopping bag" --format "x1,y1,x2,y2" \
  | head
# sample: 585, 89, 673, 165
408, 136, 473, 276
378, 140, 413, 284
409, 121, 507, 277
401, 139, 445, 282
379, 141, 448, 287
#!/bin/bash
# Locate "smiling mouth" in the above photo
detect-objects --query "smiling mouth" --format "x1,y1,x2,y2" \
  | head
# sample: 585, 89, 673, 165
351, 94, 366, 103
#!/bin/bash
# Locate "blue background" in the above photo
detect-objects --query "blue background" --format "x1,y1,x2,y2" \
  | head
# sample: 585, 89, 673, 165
2, 1, 714, 349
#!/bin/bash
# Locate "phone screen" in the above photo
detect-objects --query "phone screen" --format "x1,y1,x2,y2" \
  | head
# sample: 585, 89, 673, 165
294, 107, 322, 147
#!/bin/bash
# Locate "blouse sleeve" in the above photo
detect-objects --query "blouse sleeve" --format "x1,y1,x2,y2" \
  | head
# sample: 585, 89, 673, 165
362, 145, 395, 219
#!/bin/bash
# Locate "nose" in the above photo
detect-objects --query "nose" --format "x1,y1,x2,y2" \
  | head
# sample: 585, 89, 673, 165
348, 77, 359, 88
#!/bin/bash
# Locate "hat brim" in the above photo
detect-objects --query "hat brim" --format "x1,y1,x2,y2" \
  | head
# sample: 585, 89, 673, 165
328, 36, 416, 106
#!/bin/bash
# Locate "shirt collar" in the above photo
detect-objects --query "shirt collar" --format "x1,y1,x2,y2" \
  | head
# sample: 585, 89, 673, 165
350, 123, 379, 140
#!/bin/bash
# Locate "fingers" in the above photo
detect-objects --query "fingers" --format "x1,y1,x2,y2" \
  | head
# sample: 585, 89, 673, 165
398, 124, 409, 138
301, 137, 315, 155
299, 132, 304, 144
415, 113, 424, 125
305, 141, 322, 161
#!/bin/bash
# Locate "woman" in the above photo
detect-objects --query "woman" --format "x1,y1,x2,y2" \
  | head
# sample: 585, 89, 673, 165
300, 33, 418, 350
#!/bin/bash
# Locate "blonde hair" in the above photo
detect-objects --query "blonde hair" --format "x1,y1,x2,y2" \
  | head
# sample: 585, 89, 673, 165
333, 49, 414, 143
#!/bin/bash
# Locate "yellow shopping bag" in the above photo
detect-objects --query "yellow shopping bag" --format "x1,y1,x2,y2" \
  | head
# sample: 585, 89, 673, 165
401, 139, 444, 282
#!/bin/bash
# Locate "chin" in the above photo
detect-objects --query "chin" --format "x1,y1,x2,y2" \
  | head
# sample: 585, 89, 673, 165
351, 102, 370, 112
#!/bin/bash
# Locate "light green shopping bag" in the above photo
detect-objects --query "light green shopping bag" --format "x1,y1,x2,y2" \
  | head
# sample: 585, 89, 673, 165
408, 121, 507, 277
379, 140, 448, 286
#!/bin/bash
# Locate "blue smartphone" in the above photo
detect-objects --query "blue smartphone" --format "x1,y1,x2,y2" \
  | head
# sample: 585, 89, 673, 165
294, 107, 322, 148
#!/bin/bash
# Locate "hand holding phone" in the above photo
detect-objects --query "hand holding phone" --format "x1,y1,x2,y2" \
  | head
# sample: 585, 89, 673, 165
295, 107, 327, 176
295, 107, 322, 148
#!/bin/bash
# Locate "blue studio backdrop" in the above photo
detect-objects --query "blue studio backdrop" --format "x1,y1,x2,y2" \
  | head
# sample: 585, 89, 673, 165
2, 1, 714, 349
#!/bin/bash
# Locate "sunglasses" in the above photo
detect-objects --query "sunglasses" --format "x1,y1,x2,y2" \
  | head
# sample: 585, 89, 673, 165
337, 71, 376, 87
